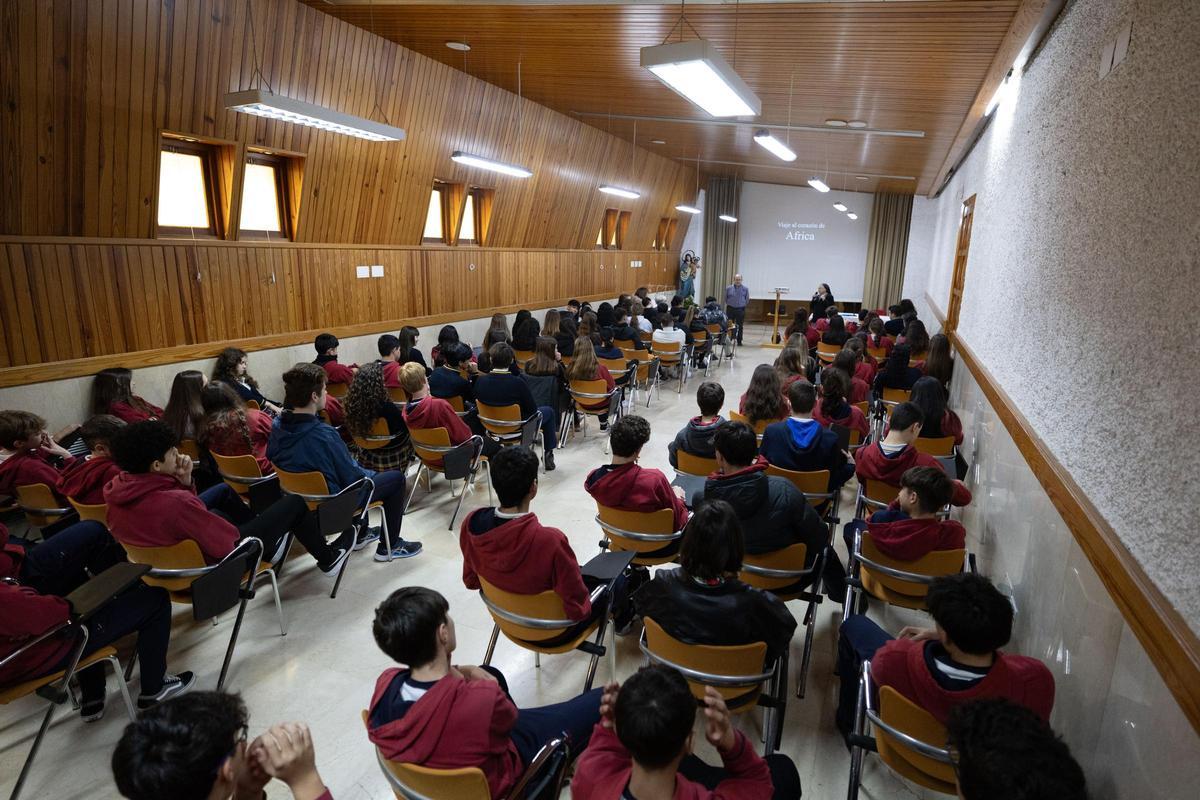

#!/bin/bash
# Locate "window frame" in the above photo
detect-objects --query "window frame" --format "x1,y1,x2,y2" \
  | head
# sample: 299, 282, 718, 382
238, 152, 293, 241
423, 184, 446, 244
156, 139, 222, 239
459, 191, 478, 245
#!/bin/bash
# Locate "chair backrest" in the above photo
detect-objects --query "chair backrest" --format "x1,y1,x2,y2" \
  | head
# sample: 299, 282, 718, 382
598, 357, 629, 377
651, 340, 683, 358
816, 341, 841, 361
360, 709, 493, 800
881, 387, 911, 405
444, 394, 466, 413
860, 532, 965, 601
595, 504, 679, 556
245, 400, 261, 411
863, 478, 899, 508
764, 465, 831, 507
691, 329, 709, 343
353, 418, 395, 450
913, 436, 955, 457
875, 686, 958, 791
478, 576, 575, 643
705, 323, 722, 335
210, 451, 267, 495
178, 438, 202, 460
409, 426, 453, 467
68, 497, 108, 525
623, 348, 651, 362
121, 539, 208, 593
326, 381, 349, 399
569, 378, 612, 405
639, 330, 653, 343
513, 349, 536, 366
728, 409, 779, 436
614, 338, 635, 351
387, 386, 408, 404
675, 450, 717, 478
854, 400, 869, 417
275, 468, 334, 511
739, 543, 808, 592
474, 401, 524, 436
15, 483, 70, 527
642, 617, 768, 705
867, 346, 889, 361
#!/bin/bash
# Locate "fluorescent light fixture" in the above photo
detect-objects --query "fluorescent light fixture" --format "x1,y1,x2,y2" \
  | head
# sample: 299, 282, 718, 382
847, 120, 868, 129
224, 89, 404, 141
753, 130, 796, 161
450, 151, 533, 178
825, 119, 847, 127
807, 177, 830, 193
641, 39, 761, 118
445, 41, 471, 52
599, 185, 641, 199
833, 202, 848, 212
718, 214, 738, 222
675, 204, 702, 215
847, 213, 858, 220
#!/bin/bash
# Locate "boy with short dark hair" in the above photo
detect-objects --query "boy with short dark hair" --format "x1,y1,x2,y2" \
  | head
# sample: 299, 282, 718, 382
866, 465, 966, 559
474, 343, 559, 471
611, 308, 646, 350
313, 332, 356, 385
56, 414, 125, 505
0, 409, 78, 502
856, 402, 971, 506
377, 334, 403, 388
585, 415, 688, 532
367, 586, 601, 799
668, 382, 726, 468
759, 380, 853, 491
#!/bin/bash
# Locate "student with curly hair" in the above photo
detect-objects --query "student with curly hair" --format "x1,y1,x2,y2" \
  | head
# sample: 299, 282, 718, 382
344, 361, 412, 473
738, 364, 790, 424
211, 348, 280, 414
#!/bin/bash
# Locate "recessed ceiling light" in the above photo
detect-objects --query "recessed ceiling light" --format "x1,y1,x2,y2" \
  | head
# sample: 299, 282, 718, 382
825, 119, 847, 127
847, 120, 867, 129
446, 41, 471, 52
832, 202, 847, 212
718, 214, 738, 223
650, 139, 666, 145
847, 213, 858, 220
855, 175, 869, 181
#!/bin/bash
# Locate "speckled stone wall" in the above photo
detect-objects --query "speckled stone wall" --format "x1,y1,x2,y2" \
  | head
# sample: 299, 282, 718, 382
912, 0, 1200, 630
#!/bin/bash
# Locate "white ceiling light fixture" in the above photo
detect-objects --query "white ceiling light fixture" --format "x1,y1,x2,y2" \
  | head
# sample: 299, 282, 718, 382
847, 213, 858, 220
451, 151, 532, 178
719, 214, 738, 223
445, 41, 471, 51
599, 185, 641, 200
641, 39, 761, 118
650, 138, 667, 145
675, 204, 702, 214
807, 177, 830, 193
833, 202, 848, 212
753, 130, 796, 161
824, 119, 848, 127
847, 120, 868, 129
224, 89, 404, 141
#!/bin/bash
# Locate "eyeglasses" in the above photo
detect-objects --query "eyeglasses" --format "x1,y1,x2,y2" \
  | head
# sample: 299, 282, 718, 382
213, 724, 250, 778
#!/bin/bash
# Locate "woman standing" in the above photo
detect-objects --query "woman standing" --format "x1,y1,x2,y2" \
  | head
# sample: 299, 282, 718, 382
810, 283, 835, 322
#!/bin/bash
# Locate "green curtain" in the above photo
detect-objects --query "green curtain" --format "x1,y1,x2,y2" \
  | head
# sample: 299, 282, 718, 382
862, 192, 914, 310
700, 176, 741, 302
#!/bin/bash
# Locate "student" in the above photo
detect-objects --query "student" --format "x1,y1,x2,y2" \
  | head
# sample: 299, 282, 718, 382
0, 410, 79, 505
844, 337, 878, 386
541, 307, 563, 340
555, 316, 579, 357
596, 301, 616, 329
431, 324, 473, 367
908, 376, 964, 445
694, 422, 827, 560
113, 691, 332, 800
883, 304, 906, 336
198, 380, 274, 474
92, 367, 164, 423
852, 466, 966, 560
313, 332, 357, 385
567, 298, 582, 321
857, 402, 972, 505
812, 307, 832, 333
773, 345, 815, 394
512, 315, 541, 353
578, 310, 600, 342
903, 319, 931, 362
482, 312, 511, 350
822, 314, 850, 347
595, 327, 625, 361
759, 381, 854, 491
376, 333, 404, 389
633, 500, 797, 663
400, 362, 497, 464
923, 332, 955, 389
632, 303, 652, 334
782, 309, 818, 349
865, 317, 894, 357
368, 586, 601, 798
572, 665, 801, 800
475, 343, 559, 471
946, 699, 1087, 800
267, 363, 422, 561
873, 343, 923, 395
651, 311, 686, 349
56, 414, 125, 506
832, 349, 871, 406
522, 335, 569, 418
162, 369, 208, 444
586, 416, 689, 533
668, 295, 685, 324
344, 362, 412, 472
634, 286, 650, 302
835, 573, 1055, 738
397, 325, 428, 369
428, 342, 476, 403
812, 367, 870, 440
212, 348, 280, 414
566, 338, 617, 429
611, 307, 646, 350
738, 364, 790, 424
668, 382, 725, 468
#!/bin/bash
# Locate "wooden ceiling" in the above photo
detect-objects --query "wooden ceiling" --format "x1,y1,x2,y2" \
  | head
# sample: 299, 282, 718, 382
298, 1, 1023, 195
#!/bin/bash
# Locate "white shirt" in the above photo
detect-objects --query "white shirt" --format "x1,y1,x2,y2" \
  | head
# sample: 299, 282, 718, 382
636, 316, 653, 333
653, 327, 686, 347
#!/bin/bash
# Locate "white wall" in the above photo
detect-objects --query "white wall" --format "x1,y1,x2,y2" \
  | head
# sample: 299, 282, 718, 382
901, 195, 939, 325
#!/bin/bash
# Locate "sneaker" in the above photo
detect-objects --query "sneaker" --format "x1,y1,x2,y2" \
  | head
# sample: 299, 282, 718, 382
374, 540, 423, 562
354, 526, 382, 551
544, 451, 556, 471
137, 671, 196, 710
599, 422, 610, 432
81, 699, 105, 723
318, 547, 350, 577
267, 534, 289, 564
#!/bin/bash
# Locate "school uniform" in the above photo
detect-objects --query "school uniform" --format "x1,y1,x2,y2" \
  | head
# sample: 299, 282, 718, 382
107, 398, 164, 423
855, 442, 972, 506
402, 397, 475, 468
759, 417, 853, 491
203, 409, 274, 473
0, 448, 74, 502
314, 355, 356, 385
584, 461, 689, 532
474, 370, 558, 450
668, 415, 725, 467
56, 455, 121, 506
428, 365, 475, 403
866, 504, 967, 561
812, 400, 870, 440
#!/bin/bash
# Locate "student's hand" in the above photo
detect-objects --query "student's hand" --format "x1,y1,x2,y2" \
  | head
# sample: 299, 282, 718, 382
174, 455, 194, 487
266, 402, 283, 415
598, 681, 621, 729
701, 687, 737, 752
253, 722, 327, 800
38, 432, 72, 458
897, 626, 937, 642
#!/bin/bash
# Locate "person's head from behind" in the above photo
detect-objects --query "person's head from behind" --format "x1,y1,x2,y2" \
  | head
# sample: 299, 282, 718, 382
681, 499, 744, 580
515, 309, 531, 327
92, 367, 136, 414
599, 326, 616, 348
112, 691, 250, 800
705, 295, 718, 306
441, 342, 466, 369
898, 466, 954, 517
696, 381, 724, 419
888, 304, 902, 317
869, 317, 885, 337
437, 325, 461, 349
887, 343, 913, 378
845, 337, 866, 360
899, 298, 916, 316
80, 414, 125, 457
111, 420, 180, 477
615, 665, 697, 772
910, 376, 948, 424
377, 333, 400, 360
828, 315, 846, 336
635, 286, 648, 299
659, 313, 674, 330
743, 363, 784, 424
819, 366, 849, 409
888, 402, 924, 442
399, 325, 419, 356
542, 308, 562, 336
905, 319, 930, 353
199, 382, 244, 430
832, 349, 858, 383
489, 342, 514, 371
826, 306, 839, 321
345, 362, 388, 433
788, 380, 817, 417
373, 586, 454, 669
926, 573, 1013, 657
490, 445, 539, 509
609, 415, 651, 460
0, 410, 47, 451
282, 363, 327, 411
713, 421, 758, 472
670, 295, 682, 309
614, 307, 629, 326
314, 332, 339, 357
398, 362, 428, 398
164, 370, 208, 438
947, 699, 1087, 800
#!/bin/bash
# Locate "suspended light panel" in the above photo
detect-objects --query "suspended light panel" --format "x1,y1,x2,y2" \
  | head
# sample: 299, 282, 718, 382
847, 213, 858, 220
451, 151, 533, 178
719, 214, 738, 223
833, 202, 848, 212
224, 89, 404, 141
753, 130, 797, 162
675, 204, 702, 215
807, 177, 831, 193
599, 185, 641, 199
640, 39, 761, 118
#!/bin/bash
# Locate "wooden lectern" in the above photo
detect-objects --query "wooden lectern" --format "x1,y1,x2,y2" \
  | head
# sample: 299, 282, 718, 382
763, 287, 789, 349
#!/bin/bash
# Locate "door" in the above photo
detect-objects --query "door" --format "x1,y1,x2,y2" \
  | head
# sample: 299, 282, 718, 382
945, 195, 975, 335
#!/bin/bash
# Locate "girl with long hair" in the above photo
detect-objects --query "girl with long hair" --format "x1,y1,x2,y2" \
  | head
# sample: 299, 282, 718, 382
923, 333, 955, 389
541, 308, 562, 339
812, 367, 869, 439
525, 336, 563, 378
822, 315, 850, 347
212, 348, 280, 414
92, 367, 163, 423
844, 337, 878, 386
865, 317, 894, 358
431, 325, 475, 367
832, 349, 870, 405
199, 380, 274, 473
873, 343, 923, 394
397, 326, 427, 369
908, 376, 964, 445
774, 346, 815, 393
482, 313, 511, 350
344, 361, 412, 471
902, 320, 931, 362
783, 310, 817, 349
566, 337, 616, 428
512, 315, 541, 352
555, 316, 578, 357
162, 370, 208, 442
739, 364, 790, 424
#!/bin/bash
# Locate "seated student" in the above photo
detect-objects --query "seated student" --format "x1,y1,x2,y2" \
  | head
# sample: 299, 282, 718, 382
760, 381, 854, 491
556, 316, 580, 357
611, 307, 646, 350
844, 337, 878, 386
313, 332, 357, 385
0, 410, 79, 505
782, 309, 817, 348
882, 304, 906, 336
738, 364, 790, 424
428, 342, 477, 403
482, 313, 512, 350
774, 345, 815, 394
56, 414, 125, 506
668, 294, 685, 324
113, 691, 332, 800
268, 363, 422, 561
367, 586, 601, 799
566, 338, 617, 429
199, 380, 274, 474
162, 370, 208, 444
431, 324, 474, 367
923, 332, 955, 389
857, 402, 971, 506
397, 325, 428, 370
595, 326, 625, 361
873, 343, 924, 395
947, 699, 1087, 800
907, 376, 963, 445
699, 296, 728, 329
651, 311, 686, 350
832, 349, 871, 406
400, 362, 498, 464
512, 315, 541, 353
632, 304, 652, 335
344, 362, 412, 472
572, 665, 802, 800
376, 333, 405, 389
567, 298, 582, 321
0, 577, 194, 720
475, 343, 559, 471
694, 422, 827, 561
92, 367, 164, 423
522, 335, 569, 413
212, 348, 281, 415
633, 500, 797, 663
596, 301, 616, 329
902, 319, 931, 364
668, 382, 726, 468
106, 420, 348, 574
812, 367, 871, 441
865, 317, 894, 357
835, 573, 1055, 738
821, 314, 850, 347
812, 307, 831, 333
856, 466, 965, 559
586, 416, 689, 534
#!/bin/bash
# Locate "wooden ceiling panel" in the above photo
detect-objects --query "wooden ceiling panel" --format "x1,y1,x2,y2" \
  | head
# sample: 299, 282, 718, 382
298, 1, 1022, 194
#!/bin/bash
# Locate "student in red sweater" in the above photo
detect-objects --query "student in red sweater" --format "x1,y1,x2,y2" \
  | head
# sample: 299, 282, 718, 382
856, 402, 972, 506
811, 367, 870, 440
835, 573, 1055, 740
366, 587, 601, 799
399, 362, 498, 465
377, 333, 404, 389
104, 421, 350, 576
198, 380, 275, 473
56, 414, 125, 506
0, 410, 79, 504
832, 349, 871, 406
91, 367, 164, 423
572, 665, 800, 800
313, 332, 357, 386
844, 337, 878, 386
585, 415, 689, 533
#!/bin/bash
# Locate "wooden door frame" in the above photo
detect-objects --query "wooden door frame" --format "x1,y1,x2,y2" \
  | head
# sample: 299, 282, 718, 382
945, 194, 976, 334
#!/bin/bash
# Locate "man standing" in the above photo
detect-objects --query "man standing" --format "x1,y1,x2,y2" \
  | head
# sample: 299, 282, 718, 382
724, 273, 749, 346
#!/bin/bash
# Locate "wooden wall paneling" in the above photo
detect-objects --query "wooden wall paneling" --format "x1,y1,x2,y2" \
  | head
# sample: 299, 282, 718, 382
602, 209, 618, 250
616, 211, 632, 250
665, 219, 679, 251
441, 182, 466, 246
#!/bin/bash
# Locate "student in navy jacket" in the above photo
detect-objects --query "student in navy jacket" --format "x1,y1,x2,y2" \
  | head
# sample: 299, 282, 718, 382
474, 344, 559, 471
759, 381, 854, 492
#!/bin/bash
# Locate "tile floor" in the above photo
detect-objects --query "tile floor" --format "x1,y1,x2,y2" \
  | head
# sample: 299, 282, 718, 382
0, 329, 942, 799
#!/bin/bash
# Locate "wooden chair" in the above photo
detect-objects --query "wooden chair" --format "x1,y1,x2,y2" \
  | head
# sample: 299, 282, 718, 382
614, 338, 636, 351
387, 386, 408, 404
326, 381, 349, 399
621, 349, 659, 408
649, 339, 688, 395
513, 349, 536, 368
853, 400, 869, 418
594, 505, 681, 566
880, 387, 911, 408
275, 469, 377, 596
638, 329, 653, 344
847, 661, 957, 800
913, 435, 955, 457
764, 465, 835, 510
479, 576, 610, 693
474, 402, 544, 463
210, 451, 277, 500
866, 346, 889, 363
816, 341, 841, 364
14, 483, 72, 530
406, 428, 491, 530
856, 477, 899, 519
567, 378, 622, 450
352, 417, 399, 453
598, 356, 631, 384
729, 410, 783, 442
444, 394, 468, 416
67, 497, 108, 526
640, 618, 787, 755
674, 450, 718, 478
844, 529, 970, 620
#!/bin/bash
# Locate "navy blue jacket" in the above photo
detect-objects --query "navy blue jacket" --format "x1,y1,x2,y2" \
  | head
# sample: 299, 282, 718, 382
428, 365, 474, 403
759, 418, 853, 491
267, 411, 371, 492
475, 371, 538, 418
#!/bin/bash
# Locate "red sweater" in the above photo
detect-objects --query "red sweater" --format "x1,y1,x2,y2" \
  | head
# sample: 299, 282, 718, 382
105, 472, 238, 564
56, 455, 121, 506
881, 410, 965, 449
848, 377, 870, 405
382, 360, 402, 388
205, 409, 274, 473
402, 396, 472, 468
814, 318, 829, 333
869, 504, 967, 561
805, 328, 820, 348
584, 461, 689, 532
571, 365, 616, 410
854, 360, 877, 386
0, 582, 72, 686
1, 523, 24, 579
459, 509, 592, 620
856, 442, 972, 506
571, 726, 772, 800
321, 359, 356, 385
813, 402, 870, 439
368, 667, 522, 799
871, 639, 1055, 724
0, 448, 74, 501
108, 398, 163, 423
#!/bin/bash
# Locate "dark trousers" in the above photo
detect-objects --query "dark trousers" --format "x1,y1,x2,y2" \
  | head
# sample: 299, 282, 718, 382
200, 484, 334, 567
834, 614, 893, 740
480, 667, 601, 764
537, 405, 559, 450
679, 752, 802, 799
18, 520, 124, 597
366, 468, 408, 553
726, 306, 746, 345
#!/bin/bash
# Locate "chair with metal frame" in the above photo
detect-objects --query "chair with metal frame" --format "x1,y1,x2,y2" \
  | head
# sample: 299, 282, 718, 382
67, 497, 108, 526
705, 322, 734, 366
444, 394, 469, 416
614, 338, 636, 352
842, 528, 971, 621
474, 402, 545, 463
352, 417, 400, 454
866, 346, 890, 363
513, 349, 536, 369
855, 477, 899, 520
846, 660, 957, 800
210, 450, 278, 503
728, 410, 784, 443
879, 387, 911, 409
478, 576, 611, 693
688, 328, 713, 376
649, 339, 689, 395
639, 618, 787, 755
245, 400, 261, 411
405, 430, 491, 530
638, 329, 653, 345
387, 386, 408, 404
670, 450, 717, 501
566, 378, 622, 451
275, 470, 379, 596
594, 504, 682, 567
326, 381, 349, 399
817, 341, 841, 364
913, 435, 958, 477
14, 483, 73, 533
621, 349, 659, 408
